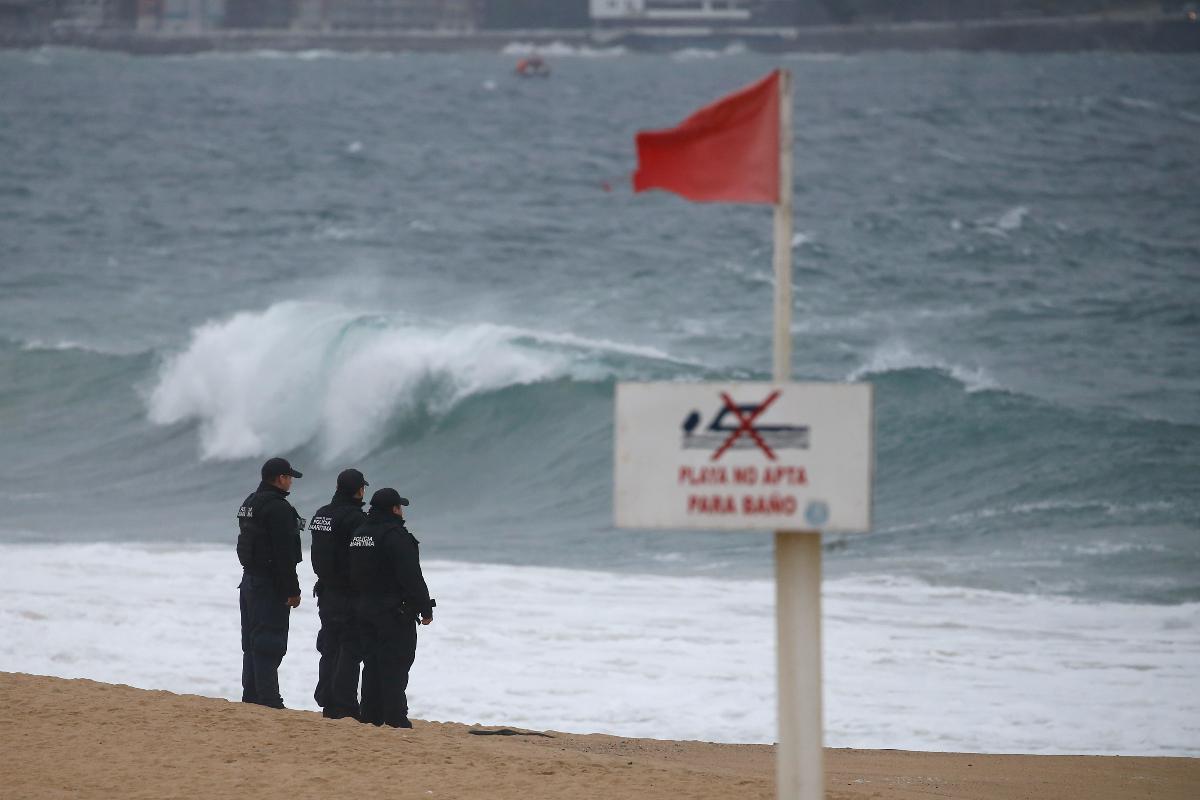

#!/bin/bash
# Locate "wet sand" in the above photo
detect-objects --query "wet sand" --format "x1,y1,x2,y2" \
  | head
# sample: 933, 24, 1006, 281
1, 672, 1195, 799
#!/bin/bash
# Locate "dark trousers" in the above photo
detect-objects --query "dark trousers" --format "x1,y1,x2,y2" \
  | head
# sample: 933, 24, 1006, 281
327, 596, 370, 721
342, 599, 417, 727
314, 588, 354, 709
239, 572, 291, 708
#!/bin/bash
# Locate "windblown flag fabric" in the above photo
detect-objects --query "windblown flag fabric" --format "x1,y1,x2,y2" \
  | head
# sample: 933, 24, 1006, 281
632, 70, 781, 204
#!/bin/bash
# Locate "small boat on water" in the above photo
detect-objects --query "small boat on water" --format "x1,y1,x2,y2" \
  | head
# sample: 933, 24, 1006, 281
515, 56, 551, 78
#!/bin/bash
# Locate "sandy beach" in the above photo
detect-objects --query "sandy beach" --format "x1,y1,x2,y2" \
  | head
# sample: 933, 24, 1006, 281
1, 672, 1194, 800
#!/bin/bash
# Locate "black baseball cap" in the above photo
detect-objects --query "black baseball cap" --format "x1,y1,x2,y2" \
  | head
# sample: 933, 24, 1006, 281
370, 487, 409, 508
261, 457, 302, 480
336, 468, 369, 493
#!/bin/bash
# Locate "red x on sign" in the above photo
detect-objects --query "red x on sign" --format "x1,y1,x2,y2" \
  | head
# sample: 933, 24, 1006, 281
711, 390, 781, 462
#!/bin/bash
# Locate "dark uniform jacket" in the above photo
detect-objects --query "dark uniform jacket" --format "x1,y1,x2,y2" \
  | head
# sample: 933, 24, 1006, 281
347, 508, 432, 617
237, 481, 303, 599
309, 492, 367, 595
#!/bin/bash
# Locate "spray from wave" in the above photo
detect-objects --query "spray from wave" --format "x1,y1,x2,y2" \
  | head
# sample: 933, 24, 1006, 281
146, 301, 688, 463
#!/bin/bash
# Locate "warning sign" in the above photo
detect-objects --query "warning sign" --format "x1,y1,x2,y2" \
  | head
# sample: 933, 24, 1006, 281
614, 382, 873, 532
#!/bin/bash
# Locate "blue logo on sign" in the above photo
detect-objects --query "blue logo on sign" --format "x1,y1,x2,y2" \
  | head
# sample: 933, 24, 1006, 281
804, 501, 829, 527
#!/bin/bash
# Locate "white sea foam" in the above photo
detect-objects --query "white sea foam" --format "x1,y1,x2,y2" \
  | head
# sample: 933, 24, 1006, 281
949, 499, 1176, 524
145, 301, 674, 462
790, 306, 981, 337
931, 147, 968, 164
948, 499, 1110, 523
720, 260, 773, 287
671, 42, 747, 61
790, 231, 814, 249
0, 543, 1195, 756
979, 205, 1030, 236
1072, 540, 1167, 557
21, 338, 97, 353
178, 49, 407, 63
847, 340, 998, 392
1116, 96, 1161, 113
516, 329, 686, 365
296, 50, 343, 61
313, 224, 367, 242
880, 500, 1178, 540
781, 52, 857, 63
250, 49, 377, 61
501, 41, 627, 58
18, 337, 145, 357
995, 205, 1029, 231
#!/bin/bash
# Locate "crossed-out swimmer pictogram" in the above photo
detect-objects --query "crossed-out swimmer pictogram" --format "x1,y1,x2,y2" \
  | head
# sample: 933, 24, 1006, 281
711, 390, 781, 461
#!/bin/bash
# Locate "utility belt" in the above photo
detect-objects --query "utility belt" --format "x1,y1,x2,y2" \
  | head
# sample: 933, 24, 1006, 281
399, 598, 436, 619
313, 580, 355, 599
358, 595, 435, 620
239, 566, 279, 592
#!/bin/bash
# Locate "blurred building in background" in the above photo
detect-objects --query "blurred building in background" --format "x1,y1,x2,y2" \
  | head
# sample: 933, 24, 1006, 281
588, 0, 823, 26
137, 0, 224, 31
54, 0, 134, 27
40, 0, 223, 30
291, 0, 483, 31
222, 0, 288, 28
483, 0, 590, 28
0, 0, 59, 30
1, 0, 1183, 32
590, 0, 747, 24
818, 0, 1162, 24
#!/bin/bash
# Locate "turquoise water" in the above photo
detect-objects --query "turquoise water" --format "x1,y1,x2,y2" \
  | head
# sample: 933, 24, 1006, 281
1, 47, 1197, 602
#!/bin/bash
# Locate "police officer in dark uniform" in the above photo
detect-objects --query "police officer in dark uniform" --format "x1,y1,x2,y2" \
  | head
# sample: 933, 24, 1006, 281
236, 456, 304, 709
308, 467, 368, 716
345, 487, 434, 728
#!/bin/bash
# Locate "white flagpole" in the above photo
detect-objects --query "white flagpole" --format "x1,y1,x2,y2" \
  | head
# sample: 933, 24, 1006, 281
772, 68, 825, 800
772, 69, 794, 385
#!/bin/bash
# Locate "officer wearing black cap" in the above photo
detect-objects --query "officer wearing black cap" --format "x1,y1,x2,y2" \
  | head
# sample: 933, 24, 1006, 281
343, 487, 434, 728
236, 456, 304, 709
308, 468, 369, 716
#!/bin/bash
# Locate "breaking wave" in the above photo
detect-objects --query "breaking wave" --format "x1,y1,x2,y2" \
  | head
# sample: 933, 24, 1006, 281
846, 339, 998, 392
145, 301, 686, 462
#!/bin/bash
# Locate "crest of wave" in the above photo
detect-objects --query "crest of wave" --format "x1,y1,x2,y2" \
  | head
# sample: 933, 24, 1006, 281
847, 339, 997, 392
146, 301, 574, 462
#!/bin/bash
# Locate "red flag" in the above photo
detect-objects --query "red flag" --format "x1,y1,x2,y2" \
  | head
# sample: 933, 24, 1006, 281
633, 70, 781, 204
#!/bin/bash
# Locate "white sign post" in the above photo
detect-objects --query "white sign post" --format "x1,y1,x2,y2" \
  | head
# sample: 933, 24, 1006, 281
615, 68, 874, 800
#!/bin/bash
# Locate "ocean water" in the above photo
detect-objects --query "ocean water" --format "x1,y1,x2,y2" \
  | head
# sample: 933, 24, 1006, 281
1, 46, 1197, 754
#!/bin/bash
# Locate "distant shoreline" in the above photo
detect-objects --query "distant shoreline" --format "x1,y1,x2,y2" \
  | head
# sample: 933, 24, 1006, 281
2, 16, 1198, 56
